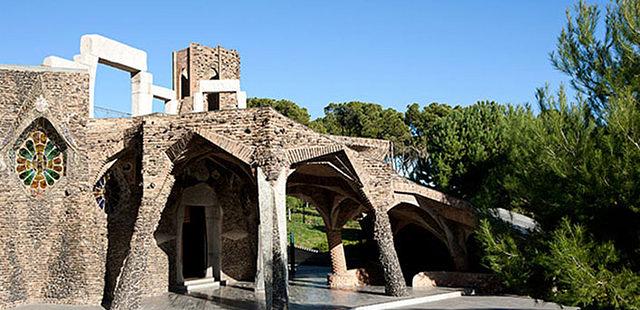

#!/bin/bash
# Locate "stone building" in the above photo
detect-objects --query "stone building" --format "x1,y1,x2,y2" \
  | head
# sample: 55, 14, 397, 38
0, 35, 476, 309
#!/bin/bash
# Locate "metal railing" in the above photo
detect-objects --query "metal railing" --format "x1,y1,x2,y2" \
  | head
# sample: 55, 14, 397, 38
94, 106, 131, 118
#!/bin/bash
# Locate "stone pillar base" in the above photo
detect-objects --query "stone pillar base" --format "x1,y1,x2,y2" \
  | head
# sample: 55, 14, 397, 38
327, 269, 370, 288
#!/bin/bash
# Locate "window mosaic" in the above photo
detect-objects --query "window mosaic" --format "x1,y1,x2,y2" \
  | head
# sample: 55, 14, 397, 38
93, 174, 108, 211
93, 167, 126, 214
15, 130, 64, 194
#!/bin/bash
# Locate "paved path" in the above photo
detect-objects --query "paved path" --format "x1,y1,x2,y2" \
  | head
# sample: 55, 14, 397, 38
11, 266, 577, 309
140, 266, 458, 309
396, 296, 579, 310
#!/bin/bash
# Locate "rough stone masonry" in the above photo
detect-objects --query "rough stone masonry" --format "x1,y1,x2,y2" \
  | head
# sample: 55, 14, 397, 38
0, 35, 476, 309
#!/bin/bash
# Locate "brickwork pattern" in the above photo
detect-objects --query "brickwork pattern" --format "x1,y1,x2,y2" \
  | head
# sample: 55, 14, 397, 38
0, 43, 476, 309
0, 67, 105, 308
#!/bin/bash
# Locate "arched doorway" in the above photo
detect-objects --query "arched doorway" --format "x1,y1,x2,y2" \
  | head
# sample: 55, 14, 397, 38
155, 135, 258, 292
177, 183, 222, 283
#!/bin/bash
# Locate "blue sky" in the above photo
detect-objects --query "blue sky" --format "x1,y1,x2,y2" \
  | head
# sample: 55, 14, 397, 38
0, 0, 609, 118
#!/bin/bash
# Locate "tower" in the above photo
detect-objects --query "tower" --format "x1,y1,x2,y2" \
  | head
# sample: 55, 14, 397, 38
173, 43, 246, 113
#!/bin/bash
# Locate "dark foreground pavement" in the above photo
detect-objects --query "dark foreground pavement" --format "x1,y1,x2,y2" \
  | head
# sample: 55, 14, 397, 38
12, 267, 576, 310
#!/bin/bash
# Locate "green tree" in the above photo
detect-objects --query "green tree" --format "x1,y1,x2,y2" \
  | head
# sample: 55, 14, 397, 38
314, 101, 411, 154
551, 0, 640, 118
402, 103, 454, 177
406, 101, 512, 203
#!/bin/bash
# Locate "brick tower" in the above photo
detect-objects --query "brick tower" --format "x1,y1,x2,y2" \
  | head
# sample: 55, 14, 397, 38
172, 43, 245, 112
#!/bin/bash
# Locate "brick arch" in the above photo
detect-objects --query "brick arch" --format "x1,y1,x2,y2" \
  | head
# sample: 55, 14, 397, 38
388, 200, 448, 244
165, 129, 253, 166
285, 144, 344, 165
389, 191, 475, 272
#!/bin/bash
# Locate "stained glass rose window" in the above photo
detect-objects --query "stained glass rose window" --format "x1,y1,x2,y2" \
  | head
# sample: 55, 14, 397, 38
15, 130, 64, 193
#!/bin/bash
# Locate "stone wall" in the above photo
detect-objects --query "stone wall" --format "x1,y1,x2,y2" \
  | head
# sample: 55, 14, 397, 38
0, 62, 474, 308
189, 43, 240, 110
0, 66, 105, 307
173, 48, 189, 100
189, 43, 240, 82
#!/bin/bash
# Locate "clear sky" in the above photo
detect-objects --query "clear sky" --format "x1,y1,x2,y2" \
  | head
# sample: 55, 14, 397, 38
0, 0, 609, 118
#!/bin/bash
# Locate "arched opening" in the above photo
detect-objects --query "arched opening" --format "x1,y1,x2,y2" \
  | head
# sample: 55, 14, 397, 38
389, 204, 453, 285
155, 135, 257, 292
286, 152, 368, 285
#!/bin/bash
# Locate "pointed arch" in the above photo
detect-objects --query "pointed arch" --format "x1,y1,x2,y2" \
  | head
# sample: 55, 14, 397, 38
12, 117, 68, 195
166, 129, 253, 167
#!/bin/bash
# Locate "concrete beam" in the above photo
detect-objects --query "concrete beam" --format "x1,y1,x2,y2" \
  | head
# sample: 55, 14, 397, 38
151, 85, 176, 102
42, 56, 89, 70
198, 79, 240, 93
80, 34, 147, 73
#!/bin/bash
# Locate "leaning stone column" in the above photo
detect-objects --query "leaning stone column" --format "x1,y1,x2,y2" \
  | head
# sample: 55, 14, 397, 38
371, 207, 408, 297
446, 227, 470, 272
257, 167, 289, 309
327, 228, 348, 275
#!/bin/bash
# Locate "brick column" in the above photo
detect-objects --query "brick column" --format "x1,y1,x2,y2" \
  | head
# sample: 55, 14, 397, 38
327, 228, 348, 275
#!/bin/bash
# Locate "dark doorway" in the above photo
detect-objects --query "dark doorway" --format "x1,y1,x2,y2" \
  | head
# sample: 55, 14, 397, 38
180, 71, 190, 99
182, 205, 207, 279
207, 93, 220, 111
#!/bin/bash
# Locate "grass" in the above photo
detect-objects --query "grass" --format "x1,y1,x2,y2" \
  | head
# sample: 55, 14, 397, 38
286, 198, 364, 252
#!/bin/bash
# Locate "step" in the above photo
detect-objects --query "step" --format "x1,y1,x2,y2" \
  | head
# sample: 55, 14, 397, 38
353, 291, 462, 310
184, 277, 218, 286
180, 278, 221, 292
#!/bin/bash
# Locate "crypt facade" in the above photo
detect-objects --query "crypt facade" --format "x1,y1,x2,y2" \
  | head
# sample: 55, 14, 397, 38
0, 35, 476, 309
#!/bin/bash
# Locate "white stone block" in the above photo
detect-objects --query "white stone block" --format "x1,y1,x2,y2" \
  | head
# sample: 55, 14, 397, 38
73, 53, 99, 67
131, 72, 153, 116
72, 54, 99, 118
151, 85, 176, 101
42, 56, 89, 70
131, 71, 153, 93
165, 99, 179, 115
237, 91, 247, 109
80, 34, 147, 72
193, 92, 205, 112
198, 79, 240, 93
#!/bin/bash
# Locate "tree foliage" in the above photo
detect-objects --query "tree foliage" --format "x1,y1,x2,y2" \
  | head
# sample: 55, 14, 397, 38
551, 0, 640, 118
313, 101, 412, 154
404, 102, 511, 203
